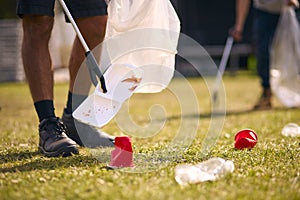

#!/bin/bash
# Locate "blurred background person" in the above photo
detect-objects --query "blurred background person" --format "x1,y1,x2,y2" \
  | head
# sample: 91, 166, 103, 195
231, 0, 299, 110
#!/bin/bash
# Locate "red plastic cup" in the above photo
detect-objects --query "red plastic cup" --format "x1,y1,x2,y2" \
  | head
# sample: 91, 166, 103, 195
234, 129, 257, 149
108, 136, 134, 168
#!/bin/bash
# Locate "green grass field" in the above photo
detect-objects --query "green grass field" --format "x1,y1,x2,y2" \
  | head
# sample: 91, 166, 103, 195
0, 73, 299, 200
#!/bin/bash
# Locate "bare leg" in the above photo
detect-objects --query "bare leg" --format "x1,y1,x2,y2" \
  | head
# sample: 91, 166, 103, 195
22, 15, 79, 156
22, 15, 54, 102
68, 16, 107, 93
61, 15, 114, 148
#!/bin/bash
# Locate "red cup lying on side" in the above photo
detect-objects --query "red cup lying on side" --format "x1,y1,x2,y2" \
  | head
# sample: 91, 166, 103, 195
234, 129, 257, 149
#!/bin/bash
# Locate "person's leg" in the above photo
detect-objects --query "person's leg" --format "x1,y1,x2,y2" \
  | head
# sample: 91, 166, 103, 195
254, 9, 280, 89
64, 15, 107, 115
62, 16, 114, 148
63, 16, 114, 148
17, 0, 78, 156
22, 15, 54, 103
252, 9, 280, 109
62, 0, 108, 113
61, 0, 114, 147
69, 16, 107, 93
21, 15, 58, 120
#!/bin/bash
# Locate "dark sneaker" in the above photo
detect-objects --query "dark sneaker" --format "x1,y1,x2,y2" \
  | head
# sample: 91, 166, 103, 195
62, 110, 115, 148
38, 117, 79, 157
253, 88, 272, 110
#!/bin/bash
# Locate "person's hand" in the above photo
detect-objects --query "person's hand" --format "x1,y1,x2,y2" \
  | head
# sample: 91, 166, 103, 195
285, 0, 299, 7
230, 26, 243, 42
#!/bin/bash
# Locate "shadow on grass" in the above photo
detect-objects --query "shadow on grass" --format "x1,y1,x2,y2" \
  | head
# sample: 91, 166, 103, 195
134, 107, 295, 125
158, 109, 248, 121
0, 149, 109, 173
163, 106, 296, 121
0, 150, 40, 164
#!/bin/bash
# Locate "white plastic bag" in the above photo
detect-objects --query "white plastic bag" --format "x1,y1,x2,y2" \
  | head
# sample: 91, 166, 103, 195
105, 0, 180, 93
73, 63, 143, 127
270, 7, 300, 107
73, 0, 180, 127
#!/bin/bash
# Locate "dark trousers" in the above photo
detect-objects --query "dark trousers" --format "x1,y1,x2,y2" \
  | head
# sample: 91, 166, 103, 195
253, 8, 280, 89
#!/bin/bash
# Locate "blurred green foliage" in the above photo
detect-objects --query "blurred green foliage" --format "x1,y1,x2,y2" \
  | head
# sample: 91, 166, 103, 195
247, 55, 257, 75
0, 0, 17, 19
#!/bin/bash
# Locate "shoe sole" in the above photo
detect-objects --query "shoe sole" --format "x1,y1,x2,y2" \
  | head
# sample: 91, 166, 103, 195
38, 145, 79, 157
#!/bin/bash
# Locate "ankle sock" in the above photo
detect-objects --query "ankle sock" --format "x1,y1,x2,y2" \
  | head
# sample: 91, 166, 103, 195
34, 100, 56, 122
65, 91, 88, 114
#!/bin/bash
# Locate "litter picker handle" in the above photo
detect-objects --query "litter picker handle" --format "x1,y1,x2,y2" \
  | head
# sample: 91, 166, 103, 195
218, 36, 234, 76
212, 36, 234, 103
57, 0, 107, 92
58, 0, 89, 53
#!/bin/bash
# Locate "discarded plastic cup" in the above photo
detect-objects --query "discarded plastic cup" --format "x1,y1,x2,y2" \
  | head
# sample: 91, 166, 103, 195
282, 123, 300, 137
234, 129, 257, 149
174, 157, 234, 185
108, 136, 134, 169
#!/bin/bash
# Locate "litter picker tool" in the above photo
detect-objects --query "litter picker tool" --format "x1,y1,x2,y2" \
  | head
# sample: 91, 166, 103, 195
72, 0, 180, 127
212, 36, 234, 104
57, 0, 107, 92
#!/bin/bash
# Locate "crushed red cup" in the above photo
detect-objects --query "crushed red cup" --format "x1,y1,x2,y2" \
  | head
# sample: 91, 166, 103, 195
234, 129, 257, 149
108, 136, 134, 168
